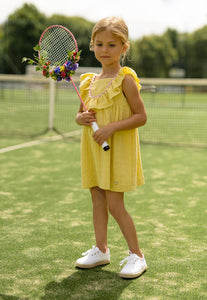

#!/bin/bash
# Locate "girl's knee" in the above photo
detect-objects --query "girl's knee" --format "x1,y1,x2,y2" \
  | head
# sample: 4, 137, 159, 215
90, 186, 107, 207
106, 191, 125, 217
108, 204, 117, 218
108, 201, 126, 220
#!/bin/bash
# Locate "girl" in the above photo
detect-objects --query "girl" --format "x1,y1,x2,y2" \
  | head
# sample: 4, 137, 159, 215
75, 17, 147, 279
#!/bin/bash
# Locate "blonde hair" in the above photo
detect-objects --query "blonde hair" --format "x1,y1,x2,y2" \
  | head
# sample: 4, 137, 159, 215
90, 17, 130, 64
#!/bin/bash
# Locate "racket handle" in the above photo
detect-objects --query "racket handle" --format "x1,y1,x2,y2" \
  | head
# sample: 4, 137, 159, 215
91, 122, 110, 151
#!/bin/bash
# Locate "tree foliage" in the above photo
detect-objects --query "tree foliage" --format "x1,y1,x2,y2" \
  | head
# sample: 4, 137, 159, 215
2, 4, 47, 73
0, 3, 207, 77
0, 25, 4, 72
130, 34, 177, 77
187, 26, 207, 78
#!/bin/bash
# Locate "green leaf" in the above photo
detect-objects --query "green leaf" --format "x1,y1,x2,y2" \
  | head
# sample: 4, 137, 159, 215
33, 44, 41, 51
36, 66, 40, 71
77, 50, 82, 56
28, 59, 35, 65
22, 57, 28, 63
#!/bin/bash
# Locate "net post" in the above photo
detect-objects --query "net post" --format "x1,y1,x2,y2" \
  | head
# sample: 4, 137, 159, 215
49, 79, 55, 131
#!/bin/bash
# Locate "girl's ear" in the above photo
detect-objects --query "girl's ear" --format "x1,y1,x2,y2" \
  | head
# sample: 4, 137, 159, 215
122, 42, 129, 54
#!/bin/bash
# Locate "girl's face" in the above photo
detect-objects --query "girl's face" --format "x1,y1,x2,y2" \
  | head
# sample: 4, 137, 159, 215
93, 30, 127, 67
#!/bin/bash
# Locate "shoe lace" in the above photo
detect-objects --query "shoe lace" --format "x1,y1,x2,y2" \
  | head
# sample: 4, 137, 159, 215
119, 251, 140, 266
82, 245, 96, 256
119, 250, 132, 266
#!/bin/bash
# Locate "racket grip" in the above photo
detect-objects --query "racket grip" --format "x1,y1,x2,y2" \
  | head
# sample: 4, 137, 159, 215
91, 122, 110, 151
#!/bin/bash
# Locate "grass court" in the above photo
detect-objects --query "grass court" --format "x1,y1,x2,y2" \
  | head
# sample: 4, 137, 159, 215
0, 134, 206, 299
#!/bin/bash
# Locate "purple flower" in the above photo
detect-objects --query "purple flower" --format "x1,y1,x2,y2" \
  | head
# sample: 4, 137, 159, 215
64, 61, 72, 70
57, 76, 62, 82
64, 61, 79, 71
65, 77, 71, 82
54, 67, 60, 74
68, 63, 79, 71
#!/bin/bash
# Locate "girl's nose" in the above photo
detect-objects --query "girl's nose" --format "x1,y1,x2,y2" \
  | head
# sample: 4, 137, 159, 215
102, 46, 108, 52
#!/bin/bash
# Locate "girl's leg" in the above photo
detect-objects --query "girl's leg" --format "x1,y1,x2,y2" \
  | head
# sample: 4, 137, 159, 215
90, 186, 108, 253
105, 190, 143, 257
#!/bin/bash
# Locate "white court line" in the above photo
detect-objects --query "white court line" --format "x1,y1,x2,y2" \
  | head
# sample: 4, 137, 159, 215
0, 130, 82, 154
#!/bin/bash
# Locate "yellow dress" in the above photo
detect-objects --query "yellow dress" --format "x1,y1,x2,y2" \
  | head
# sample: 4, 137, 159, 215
79, 66, 145, 192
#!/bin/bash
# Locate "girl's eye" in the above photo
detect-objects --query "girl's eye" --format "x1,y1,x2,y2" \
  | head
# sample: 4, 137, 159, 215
110, 44, 115, 47
96, 43, 102, 47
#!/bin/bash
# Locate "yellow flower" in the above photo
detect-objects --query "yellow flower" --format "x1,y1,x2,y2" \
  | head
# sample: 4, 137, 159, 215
60, 66, 65, 72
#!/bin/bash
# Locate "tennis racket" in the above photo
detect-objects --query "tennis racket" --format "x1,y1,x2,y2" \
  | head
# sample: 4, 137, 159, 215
39, 25, 110, 151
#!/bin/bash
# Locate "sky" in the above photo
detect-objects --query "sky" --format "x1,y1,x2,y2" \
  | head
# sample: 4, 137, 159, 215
1, 0, 207, 39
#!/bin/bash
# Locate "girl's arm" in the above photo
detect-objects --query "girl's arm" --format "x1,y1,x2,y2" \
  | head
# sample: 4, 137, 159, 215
76, 103, 96, 126
115, 74, 147, 129
92, 75, 147, 146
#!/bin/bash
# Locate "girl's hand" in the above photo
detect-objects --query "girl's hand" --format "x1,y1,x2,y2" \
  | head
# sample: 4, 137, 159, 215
92, 123, 114, 145
76, 110, 96, 126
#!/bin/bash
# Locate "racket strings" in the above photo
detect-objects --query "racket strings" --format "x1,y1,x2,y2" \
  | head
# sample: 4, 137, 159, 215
40, 27, 78, 66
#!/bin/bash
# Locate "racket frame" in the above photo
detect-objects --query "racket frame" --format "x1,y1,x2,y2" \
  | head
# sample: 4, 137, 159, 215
38, 25, 110, 151
38, 24, 78, 60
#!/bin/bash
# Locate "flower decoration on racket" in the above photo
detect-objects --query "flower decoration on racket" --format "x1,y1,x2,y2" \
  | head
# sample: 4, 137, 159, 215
22, 24, 110, 151
22, 25, 82, 82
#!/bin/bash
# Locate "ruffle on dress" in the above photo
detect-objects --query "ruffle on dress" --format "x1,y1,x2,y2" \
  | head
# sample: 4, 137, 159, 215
79, 67, 141, 111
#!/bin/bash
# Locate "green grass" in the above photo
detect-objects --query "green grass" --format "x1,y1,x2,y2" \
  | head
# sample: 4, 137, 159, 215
0, 139, 206, 299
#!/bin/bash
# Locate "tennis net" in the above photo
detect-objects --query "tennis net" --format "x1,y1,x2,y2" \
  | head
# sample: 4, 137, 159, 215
0, 75, 206, 147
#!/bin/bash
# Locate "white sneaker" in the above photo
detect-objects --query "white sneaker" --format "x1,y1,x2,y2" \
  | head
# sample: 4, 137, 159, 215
76, 246, 110, 269
119, 251, 147, 279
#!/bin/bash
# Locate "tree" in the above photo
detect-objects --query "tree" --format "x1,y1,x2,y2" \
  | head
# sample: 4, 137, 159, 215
1, 3, 207, 77
133, 34, 177, 77
187, 25, 207, 78
163, 28, 189, 77
2, 4, 47, 73
0, 25, 4, 73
